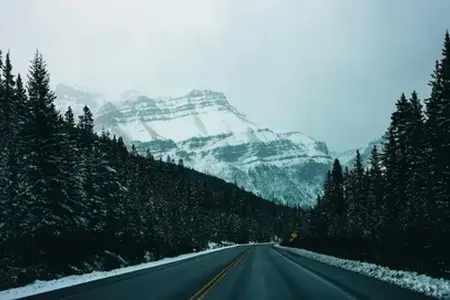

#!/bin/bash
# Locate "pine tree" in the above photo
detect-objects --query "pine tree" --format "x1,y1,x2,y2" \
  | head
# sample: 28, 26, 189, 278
76, 105, 104, 232
97, 134, 126, 236
22, 51, 67, 235
402, 92, 427, 228
0, 50, 5, 241
329, 159, 345, 237
435, 31, 450, 242
345, 150, 368, 239
0, 51, 21, 242
380, 93, 415, 265
367, 145, 384, 240
15, 74, 27, 128
315, 170, 332, 237
1, 51, 17, 137
423, 31, 450, 263
61, 107, 86, 230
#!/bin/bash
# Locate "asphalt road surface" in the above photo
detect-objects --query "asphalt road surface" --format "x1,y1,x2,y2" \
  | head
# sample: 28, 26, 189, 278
23, 245, 435, 300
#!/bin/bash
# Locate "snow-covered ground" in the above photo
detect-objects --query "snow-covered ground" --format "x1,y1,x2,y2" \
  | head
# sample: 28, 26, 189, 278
0, 242, 242, 300
276, 245, 450, 300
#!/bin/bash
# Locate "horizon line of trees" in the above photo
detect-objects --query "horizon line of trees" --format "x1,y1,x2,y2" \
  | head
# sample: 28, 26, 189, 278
285, 31, 450, 279
0, 49, 301, 291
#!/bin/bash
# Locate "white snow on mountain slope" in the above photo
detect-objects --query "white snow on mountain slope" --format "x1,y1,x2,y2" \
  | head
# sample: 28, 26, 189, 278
55, 86, 332, 207
131, 127, 331, 206
55, 84, 108, 118
95, 89, 258, 143
335, 138, 384, 168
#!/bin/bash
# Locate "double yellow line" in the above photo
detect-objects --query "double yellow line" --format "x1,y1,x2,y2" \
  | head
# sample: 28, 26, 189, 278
189, 250, 249, 300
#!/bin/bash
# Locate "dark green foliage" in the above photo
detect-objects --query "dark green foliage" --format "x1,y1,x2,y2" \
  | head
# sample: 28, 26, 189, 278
0, 50, 299, 290
284, 31, 450, 279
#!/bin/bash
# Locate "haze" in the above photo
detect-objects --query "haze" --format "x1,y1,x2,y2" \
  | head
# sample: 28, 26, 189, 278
1, 0, 449, 151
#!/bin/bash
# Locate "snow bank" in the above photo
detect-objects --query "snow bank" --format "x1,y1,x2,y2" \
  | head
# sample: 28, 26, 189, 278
0, 242, 240, 300
276, 245, 450, 300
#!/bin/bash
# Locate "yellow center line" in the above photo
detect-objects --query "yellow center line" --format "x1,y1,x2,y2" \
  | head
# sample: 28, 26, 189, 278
189, 251, 249, 300
198, 252, 248, 299
188, 254, 242, 300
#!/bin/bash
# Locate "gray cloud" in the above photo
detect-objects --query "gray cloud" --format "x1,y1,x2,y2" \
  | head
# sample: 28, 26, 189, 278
1, 0, 449, 151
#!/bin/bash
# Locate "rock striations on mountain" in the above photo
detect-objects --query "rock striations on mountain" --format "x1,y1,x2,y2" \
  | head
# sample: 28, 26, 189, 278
55, 84, 334, 207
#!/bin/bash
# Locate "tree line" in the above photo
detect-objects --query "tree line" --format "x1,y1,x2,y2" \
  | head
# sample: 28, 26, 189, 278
284, 31, 450, 279
0, 50, 301, 290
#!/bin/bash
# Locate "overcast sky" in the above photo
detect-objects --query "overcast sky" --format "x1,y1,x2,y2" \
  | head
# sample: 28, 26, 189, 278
1, 0, 450, 151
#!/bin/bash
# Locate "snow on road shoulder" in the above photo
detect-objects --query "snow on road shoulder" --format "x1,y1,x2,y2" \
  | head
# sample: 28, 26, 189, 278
0, 242, 241, 300
276, 245, 450, 300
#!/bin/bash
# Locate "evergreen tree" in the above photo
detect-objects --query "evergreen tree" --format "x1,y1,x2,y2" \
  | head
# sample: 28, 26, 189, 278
0, 52, 21, 242
0, 50, 5, 242
22, 51, 67, 235
345, 150, 368, 239
367, 145, 384, 241
329, 159, 345, 237
423, 31, 450, 264
61, 106, 85, 230
315, 171, 332, 237
1, 51, 17, 137
402, 92, 427, 227
15, 74, 28, 128
285, 31, 450, 278
77, 105, 103, 232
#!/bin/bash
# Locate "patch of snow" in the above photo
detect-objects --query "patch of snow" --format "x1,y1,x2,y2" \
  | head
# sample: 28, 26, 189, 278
335, 137, 384, 168
206, 241, 235, 249
141, 110, 257, 142
116, 121, 155, 142
276, 245, 450, 300
55, 85, 332, 206
0, 242, 244, 300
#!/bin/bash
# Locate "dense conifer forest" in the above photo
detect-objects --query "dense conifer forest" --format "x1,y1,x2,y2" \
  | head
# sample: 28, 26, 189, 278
2, 29, 449, 293
284, 31, 450, 279
0, 50, 301, 290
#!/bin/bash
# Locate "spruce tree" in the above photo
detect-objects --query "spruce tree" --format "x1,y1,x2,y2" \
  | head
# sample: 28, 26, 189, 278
62, 106, 85, 230
368, 145, 384, 240
424, 31, 450, 259
330, 159, 345, 237
15, 74, 28, 128
77, 106, 103, 232
0, 52, 21, 241
22, 51, 67, 235
0, 50, 5, 242
345, 150, 368, 239
402, 92, 427, 229
316, 170, 333, 237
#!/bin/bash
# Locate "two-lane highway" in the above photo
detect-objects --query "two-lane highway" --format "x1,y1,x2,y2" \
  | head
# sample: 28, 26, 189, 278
23, 245, 435, 300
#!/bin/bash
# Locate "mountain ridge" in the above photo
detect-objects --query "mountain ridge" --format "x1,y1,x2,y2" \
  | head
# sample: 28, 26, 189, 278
336, 138, 384, 168
55, 84, 334, 207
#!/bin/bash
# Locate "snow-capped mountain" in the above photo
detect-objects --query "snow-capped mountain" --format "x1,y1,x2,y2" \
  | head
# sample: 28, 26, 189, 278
55, 84, 108, 118
55, 84, 332, 207
335, 138, 384, 168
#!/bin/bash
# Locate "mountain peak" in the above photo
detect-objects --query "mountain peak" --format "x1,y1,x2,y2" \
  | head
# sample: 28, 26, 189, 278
51, 86, 255, 143
186, 89, 226, 99
55, 84, 106, 117
55, 84, 332, 207
335, 137, 384, 167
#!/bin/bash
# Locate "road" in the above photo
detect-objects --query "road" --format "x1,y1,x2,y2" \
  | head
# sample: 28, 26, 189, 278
23, 245, 435, 300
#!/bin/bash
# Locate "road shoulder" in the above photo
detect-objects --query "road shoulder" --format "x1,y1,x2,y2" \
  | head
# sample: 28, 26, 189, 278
274, 246, 436, 300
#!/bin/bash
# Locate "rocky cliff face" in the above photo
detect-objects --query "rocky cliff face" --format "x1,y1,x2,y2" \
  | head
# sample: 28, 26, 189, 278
55, 84, 332, 207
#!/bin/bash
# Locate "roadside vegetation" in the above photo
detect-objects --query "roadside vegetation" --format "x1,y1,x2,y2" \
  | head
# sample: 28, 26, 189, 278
284, 31, 450, 280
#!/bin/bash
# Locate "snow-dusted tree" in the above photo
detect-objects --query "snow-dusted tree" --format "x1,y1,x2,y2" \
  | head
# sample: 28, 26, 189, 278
21, 51, 68, 235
